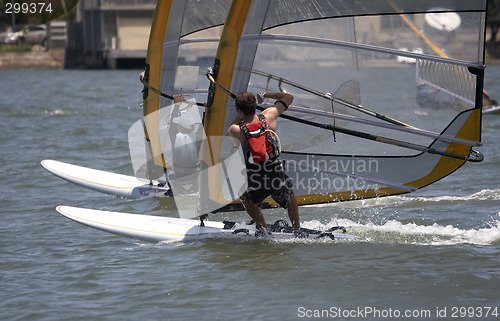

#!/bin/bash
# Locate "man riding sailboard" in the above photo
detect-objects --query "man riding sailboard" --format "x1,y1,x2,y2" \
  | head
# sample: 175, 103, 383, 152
228, 91, 307, 237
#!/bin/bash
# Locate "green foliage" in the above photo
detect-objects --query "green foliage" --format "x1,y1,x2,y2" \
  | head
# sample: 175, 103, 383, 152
0, 43, 31, 52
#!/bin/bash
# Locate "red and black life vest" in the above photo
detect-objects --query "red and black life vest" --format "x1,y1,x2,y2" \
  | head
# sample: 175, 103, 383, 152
239, 114, 280, 164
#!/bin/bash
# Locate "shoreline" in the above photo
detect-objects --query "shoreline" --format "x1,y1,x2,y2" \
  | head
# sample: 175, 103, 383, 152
0, 48, 65, 69
1, 46, 500, 70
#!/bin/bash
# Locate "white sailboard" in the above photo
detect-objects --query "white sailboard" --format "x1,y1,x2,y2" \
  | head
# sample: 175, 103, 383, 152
41, 160, 170, 199
56, 205, 357, 242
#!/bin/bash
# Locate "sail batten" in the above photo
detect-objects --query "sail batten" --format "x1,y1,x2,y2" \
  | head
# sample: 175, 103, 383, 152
283, 105, 481, 147
241, 34, 483, 68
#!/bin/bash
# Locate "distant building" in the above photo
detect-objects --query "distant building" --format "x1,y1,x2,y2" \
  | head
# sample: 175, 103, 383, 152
82, 0, 154, 68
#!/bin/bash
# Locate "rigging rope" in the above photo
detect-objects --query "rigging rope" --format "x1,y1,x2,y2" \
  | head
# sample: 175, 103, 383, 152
265, 129, 282, 154
206, 73, 237, 99
140, 72, 206, 107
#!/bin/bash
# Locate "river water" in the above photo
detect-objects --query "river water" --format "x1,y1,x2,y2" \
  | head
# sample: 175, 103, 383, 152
1, 65, 499, 321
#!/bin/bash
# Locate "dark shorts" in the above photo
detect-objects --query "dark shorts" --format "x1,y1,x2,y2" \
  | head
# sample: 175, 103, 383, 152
240, 159, 294, 208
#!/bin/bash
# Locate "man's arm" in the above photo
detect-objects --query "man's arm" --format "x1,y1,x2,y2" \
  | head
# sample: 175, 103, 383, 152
259, 92, 293, 126
227, 123, 245, 145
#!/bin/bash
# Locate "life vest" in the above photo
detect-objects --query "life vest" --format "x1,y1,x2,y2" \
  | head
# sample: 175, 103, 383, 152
239, 114, 280, 164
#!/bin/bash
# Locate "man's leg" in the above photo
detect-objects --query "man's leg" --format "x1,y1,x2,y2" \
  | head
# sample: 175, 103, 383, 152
242, 201, 269, 231
287, 194, 300, 232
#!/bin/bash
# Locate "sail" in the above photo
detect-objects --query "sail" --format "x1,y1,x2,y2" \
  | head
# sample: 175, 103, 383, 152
136, 0, 248, 217
136, 0, 486, 212
139, 0, 231, 182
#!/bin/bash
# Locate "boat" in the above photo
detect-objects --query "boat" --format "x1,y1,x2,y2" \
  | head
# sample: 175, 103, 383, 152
482, 102, 500, 115
43, 0, 488, 242
386, 1, 498, 114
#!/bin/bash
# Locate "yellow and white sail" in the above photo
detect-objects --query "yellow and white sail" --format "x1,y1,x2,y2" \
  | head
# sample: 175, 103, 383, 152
135, 0, 487, 213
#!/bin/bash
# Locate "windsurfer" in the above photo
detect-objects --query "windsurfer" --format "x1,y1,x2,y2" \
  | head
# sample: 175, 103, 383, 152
228, 91, 306, 237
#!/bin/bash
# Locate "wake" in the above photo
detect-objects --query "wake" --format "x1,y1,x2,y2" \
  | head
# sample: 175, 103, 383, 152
300, 217, 500, 246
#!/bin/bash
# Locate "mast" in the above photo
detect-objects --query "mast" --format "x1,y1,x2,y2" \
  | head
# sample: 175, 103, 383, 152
200, 0, 253, 204
141, 0, 173, 181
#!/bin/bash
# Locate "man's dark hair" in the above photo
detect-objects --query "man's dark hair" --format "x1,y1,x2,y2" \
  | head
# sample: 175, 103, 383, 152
235, 92, 256, 116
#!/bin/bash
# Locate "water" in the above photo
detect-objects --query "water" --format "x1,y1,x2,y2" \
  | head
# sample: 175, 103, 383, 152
1, 66, 500, 321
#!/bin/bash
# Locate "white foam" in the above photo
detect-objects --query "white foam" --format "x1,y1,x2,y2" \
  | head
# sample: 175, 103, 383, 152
302, 216, 500, 246
44, 109, 68, 116
401, 189, 500, 203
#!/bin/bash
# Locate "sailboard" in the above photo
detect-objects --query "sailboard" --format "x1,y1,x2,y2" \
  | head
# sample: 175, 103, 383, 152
45, 0, 488, 241
56, 205, 357, 242
41, 160, 170, 199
